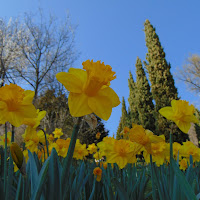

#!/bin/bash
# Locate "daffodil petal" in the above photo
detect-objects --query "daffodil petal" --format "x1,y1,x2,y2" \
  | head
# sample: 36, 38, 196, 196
184, 115, 198, 123
88, 95, 112, 121
56, 71, 85, 93
68, 68, 87, 83
38, 111, 46, 121
23, 90, 35, 104
0, 101, 7, 124
176, 121, 191, 133
68, 92, 92, 117
159, 107, 173, 120
98, 87, 120, 107
19, 105, 37, 118
117, 157, 128, 169
7, 112, 24, 127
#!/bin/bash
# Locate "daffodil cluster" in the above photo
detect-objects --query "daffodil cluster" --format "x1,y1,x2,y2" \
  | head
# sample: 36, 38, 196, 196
0, 60, 199, 178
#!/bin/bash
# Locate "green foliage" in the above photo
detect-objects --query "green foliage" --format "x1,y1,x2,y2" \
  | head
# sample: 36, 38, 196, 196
1, 144, 200, 199
135, 57, 156, 132
128, 71, 140, 125
144, 19, 188, 142
37, 89, 74, 137
116, 97, 129, 139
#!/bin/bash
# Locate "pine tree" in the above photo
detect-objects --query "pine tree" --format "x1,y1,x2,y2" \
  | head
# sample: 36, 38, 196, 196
116, 97, 129, 139
144, 19, 188, 142
128, 71, 140, 125
135, 57, 155, 132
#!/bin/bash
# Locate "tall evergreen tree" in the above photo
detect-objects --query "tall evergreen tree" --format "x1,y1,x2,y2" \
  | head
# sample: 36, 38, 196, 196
135, 57, 155, 132
128, 71, 140, 125
144, 19, 188, 142
116, 97, 128, 139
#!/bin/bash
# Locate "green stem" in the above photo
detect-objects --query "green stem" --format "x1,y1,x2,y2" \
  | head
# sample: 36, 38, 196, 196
169, 130, 173, 197
150, 155, 156, 200
4, 123, 7, 193
11, 125, 15, 142
61, 117, 82, 192
42, 128, 49, 157
22, 177, 25, 200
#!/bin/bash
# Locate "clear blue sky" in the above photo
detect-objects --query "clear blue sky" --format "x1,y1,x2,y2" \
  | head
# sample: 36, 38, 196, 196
1, 0, 200, 136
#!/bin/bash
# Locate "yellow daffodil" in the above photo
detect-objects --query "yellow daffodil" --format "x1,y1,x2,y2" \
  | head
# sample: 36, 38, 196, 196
56, 60, 120, 120
159, 100, 198, 133
100, 161, 108, 170
54, 138, 71, 157
128, 124, 167, 166
73, 139, 89, 160
129, 124, 149, 146
96, 132, 101, 140
0, 132, 12, 147
93, 151, 104, 161
93, 167, 102, 182
14, 162, 19, 173
97, 136, 115, 157
129, 124, 164, 153
53, 128, 63, 138
165, 142, 181, 162
0, 84, 37, 127
22, 126, 45, 152
148, 141, 167, 166
47, 134, 54, 143
23, 150, 29, 163
23, 109, 46, 128
120, 127, 130, 139
87, 143, 97, 154
179, 141, 200, 162
179, 158, 188, 171
104, 139, 141, 169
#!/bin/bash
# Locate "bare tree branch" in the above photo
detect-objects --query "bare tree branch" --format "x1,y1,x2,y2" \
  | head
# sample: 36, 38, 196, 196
176, 54, 200, 93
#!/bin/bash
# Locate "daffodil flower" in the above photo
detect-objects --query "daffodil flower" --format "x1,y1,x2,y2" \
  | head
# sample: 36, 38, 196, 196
0, 84, 37, 127
159, 100, 198, 133
56, 60, 120, 120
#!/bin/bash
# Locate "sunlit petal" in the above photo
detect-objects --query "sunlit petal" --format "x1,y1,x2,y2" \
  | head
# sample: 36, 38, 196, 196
68, 92, 92, 117
56, 72, 84, 93
98, 87, 120, 107
88, 95, 112, 121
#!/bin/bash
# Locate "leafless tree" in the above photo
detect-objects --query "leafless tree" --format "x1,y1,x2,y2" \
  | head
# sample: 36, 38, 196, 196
13, 10, 78, 100
177, 54, 200, 93
0, 18, 22, 87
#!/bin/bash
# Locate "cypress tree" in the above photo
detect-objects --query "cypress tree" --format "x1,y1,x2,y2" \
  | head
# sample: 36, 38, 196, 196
144, 19, 188, 142
128, 71, 140, 125
135, 57, 155, 132
116, 97, 128, 139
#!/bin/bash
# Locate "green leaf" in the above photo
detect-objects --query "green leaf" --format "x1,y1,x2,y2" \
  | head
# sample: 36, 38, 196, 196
171, 159, 196, 200
15, 174, 22, 200
112, 178, 129, 200
88, 179, 96, 200
30, 156, 50, 200
0, 178, 5, 200
48, 148, 61, 200
28, 150, 39, 196
6, 154, 14, 200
